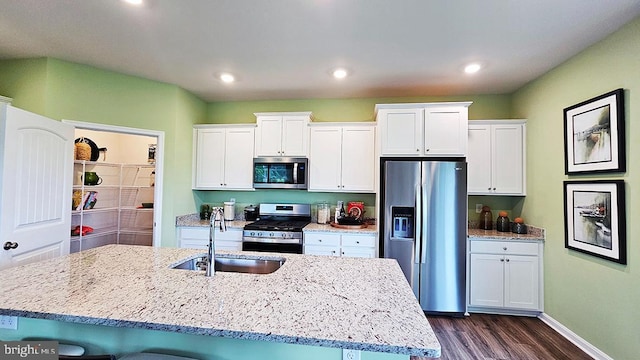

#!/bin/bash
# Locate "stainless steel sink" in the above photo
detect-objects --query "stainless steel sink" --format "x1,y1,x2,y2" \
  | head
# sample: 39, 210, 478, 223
171, 255, 285, 274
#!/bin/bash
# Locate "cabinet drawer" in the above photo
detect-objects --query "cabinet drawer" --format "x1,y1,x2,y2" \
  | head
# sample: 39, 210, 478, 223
341, 235, 376, 248
470, 240, 538, 255
179, 227, 209, 240
304, 232, 341, 246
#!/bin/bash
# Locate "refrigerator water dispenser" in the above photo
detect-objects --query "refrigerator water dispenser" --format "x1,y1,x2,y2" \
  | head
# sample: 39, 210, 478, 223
391, 206, 414, 239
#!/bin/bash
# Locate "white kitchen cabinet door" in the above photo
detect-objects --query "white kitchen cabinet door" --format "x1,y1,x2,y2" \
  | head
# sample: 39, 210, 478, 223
378, 108, 423, 155
469, 253, 505, 308
304, 244, 341, 256
467, 124, 492, 193
281, 115, 309, 157
424, 106, 468, 157
491, 124, 524, 195
504, 255, 539, 310
193, 128, 225, 189
308, 126, 342, 191
340, 126, 375, 192
223, 127, 255, 190
0, 102, 74, 270
255, 115, 283, 156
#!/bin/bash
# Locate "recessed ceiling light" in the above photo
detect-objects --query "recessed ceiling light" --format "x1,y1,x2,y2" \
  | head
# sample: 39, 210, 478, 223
464, 63, 482, 74
332, 68, 348, 79
122, 0, 144, 6
219, 73, 235, 83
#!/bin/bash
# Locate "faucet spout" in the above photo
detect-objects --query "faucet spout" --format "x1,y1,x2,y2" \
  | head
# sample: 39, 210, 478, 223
206, 207, 226, 277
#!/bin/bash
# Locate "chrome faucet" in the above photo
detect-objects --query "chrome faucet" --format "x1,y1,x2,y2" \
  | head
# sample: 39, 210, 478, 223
206, 206, 226, 277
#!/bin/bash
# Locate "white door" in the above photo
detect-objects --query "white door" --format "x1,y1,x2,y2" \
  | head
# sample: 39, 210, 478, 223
379, 109, 423, 155
469, 253, 505, 307
308, 126, 342, 191
224, 127, 255, 189
340, 126, 375, 192
467, 124, 492, 193
281, 116, 308, 156
0, 105, 74, 270
193, 128, 225, 189
492, 124, 524, 194
255, 116, 282, 156
424, 107, 467, 156
504, 255, 539, 310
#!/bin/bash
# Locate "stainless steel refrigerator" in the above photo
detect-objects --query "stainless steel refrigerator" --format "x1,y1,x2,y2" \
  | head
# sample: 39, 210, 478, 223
380, 159, 467, 316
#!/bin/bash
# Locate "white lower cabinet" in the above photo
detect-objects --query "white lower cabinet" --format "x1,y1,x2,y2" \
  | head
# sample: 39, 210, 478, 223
177, 227, 243, 251
468, 239, 543, 314
304, 232, 376, 258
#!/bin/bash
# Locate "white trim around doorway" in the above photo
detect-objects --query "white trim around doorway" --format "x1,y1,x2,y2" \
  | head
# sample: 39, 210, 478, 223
62, 119, 164, 248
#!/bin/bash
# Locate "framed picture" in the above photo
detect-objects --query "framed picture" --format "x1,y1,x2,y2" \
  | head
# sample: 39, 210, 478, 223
564, 88, 625, 174
564, 180, 626, 264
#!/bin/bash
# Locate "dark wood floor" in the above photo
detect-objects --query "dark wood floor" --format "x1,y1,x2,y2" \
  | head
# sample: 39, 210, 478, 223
425, 314, 592, 360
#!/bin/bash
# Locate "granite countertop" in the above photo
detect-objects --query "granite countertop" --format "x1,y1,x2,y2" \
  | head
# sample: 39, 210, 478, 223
176, 213, 249, 229
468, 226, 545, 241
0, 245, 440, 358
303, 222, 378, 235
176, 214, 378, 235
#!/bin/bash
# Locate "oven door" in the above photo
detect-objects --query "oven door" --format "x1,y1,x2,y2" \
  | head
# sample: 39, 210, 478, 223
242, 241, 303, 254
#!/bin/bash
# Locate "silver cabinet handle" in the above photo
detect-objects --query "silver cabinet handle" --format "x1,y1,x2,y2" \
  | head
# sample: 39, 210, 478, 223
500, 258, 505, 262
506, 258, 510, 262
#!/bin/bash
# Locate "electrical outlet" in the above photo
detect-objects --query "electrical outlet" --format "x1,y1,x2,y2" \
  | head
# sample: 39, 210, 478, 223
0, 315, 18, 329
475, 203, 483, 213
342, 349, 361, 360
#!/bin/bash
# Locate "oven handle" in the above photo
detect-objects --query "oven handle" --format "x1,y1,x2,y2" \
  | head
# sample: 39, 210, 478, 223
242, 236, 302, 245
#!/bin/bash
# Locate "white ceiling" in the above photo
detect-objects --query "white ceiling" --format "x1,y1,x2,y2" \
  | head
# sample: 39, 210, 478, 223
0, 0, 639, 102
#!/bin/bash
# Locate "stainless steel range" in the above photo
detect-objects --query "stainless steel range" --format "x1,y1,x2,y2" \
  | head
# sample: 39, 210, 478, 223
242, 203, 311, 254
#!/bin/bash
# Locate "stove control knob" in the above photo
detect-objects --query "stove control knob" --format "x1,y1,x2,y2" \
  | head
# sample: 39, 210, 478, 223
270, 232, 275, 237
250, 232, 255, 236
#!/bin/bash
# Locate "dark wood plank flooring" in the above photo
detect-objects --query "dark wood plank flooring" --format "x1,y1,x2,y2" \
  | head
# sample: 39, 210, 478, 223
425, 314, 592, 360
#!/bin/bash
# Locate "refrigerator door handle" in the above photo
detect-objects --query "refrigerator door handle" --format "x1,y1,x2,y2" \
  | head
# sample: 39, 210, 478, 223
420, 164, 428, 264
414, 183, 421, 264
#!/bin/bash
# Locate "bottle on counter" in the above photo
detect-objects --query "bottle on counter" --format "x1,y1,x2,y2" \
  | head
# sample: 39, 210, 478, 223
496, 211, 510, 232
479, 206, 493, 230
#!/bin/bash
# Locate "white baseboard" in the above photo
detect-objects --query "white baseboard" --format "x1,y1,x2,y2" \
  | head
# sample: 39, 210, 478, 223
538, 313, 613, 360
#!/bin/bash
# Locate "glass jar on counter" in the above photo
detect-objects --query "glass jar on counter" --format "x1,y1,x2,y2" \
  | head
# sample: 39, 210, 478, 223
316, 202, 329, 224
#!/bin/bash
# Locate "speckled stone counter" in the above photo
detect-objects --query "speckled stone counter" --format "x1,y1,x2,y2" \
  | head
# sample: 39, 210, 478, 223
303, 223, 378, 235
0, 245, 440, 358
176, 213, 249, 229
468, 225, 545, 241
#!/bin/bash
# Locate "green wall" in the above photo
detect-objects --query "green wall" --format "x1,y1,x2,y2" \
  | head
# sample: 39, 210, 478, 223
206, 94, 512, 124
512, 17, 639, 360
0, 58, 206, 247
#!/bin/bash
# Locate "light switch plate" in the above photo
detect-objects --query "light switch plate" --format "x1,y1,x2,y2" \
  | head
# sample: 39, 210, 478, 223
343, 349, 361, 360
0, 315, 18, 329
475, 203, 483, 213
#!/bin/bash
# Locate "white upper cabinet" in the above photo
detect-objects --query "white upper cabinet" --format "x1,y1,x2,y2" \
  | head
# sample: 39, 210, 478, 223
254, 112, 311, 157
377, 108, 423, 155
308, 123, 376, 193
467, 120, 526, 195
376, 102, 471, 157
192, 125, 255, 190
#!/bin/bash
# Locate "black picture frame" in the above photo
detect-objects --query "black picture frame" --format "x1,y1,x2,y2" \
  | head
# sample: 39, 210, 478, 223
564, 88, 625, 174
564, 180, 626, 264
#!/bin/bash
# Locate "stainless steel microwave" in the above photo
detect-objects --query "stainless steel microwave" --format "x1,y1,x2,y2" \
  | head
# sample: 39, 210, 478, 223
253, 157, 308, 189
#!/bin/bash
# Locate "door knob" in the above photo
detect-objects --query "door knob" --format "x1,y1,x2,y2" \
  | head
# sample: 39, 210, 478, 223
3, 242, 18, 250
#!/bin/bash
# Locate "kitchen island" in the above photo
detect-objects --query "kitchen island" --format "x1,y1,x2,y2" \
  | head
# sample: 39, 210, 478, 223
0, 245, 440, 359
